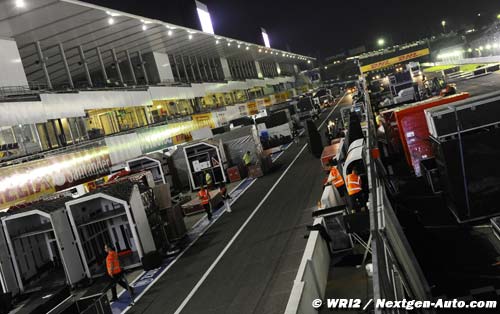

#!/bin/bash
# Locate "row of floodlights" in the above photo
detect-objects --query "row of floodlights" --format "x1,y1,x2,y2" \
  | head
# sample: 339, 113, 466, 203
14, 1, 313, 62
103, 11, 312, 61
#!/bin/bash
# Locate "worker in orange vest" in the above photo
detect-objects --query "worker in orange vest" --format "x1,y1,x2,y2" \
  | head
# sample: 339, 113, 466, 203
346, 167, 363, 212
105, 244, 135, 302
330, 166, 346, 197
198, 185, 212, 220
325, 159, 346, 196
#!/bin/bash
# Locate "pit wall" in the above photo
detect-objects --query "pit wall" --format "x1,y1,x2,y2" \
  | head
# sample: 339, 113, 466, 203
284, 217, 330, 314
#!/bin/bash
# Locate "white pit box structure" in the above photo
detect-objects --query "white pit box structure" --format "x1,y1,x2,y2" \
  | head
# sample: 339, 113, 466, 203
65, 181, 156, 278
1, 199, 85, 295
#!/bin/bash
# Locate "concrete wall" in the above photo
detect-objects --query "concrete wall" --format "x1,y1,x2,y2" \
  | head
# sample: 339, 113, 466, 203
220, 57, 232, 80
285, 217, 330, 314
0, 38, 28, 87
153, 52, 175, 83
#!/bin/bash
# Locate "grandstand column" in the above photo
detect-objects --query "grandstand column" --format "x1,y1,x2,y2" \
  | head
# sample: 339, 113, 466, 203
78, 45, 93, 88
206, 57, 214, 81
35, 41, 53, 89
137, 50, 149, 85
58, 43, 74, 89
125, 50, 138, 85
96, 46, 109, 84
195, 56, 203, 81
254, 61, 263, 78
111, 48, 124, 85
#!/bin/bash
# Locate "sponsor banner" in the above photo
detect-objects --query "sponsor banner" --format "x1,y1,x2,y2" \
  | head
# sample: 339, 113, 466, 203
247, 102, 258, 115
0, 146, 111, 208
255, 98, 265, 109
360, 48, 430, 73
192, 113, 215, 128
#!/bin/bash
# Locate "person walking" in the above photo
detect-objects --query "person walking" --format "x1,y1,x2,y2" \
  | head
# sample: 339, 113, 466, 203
198, 185, 212, 220
219, 182, 232, 213
292, 121, 300, 144
242, 151, 252, 176
204, 170, 214, 190
346, 167, 363, 213
105, 244, 135, 303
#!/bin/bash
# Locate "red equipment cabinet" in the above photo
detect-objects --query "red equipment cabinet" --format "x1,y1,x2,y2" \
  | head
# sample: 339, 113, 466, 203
395, 93, 470, 176
379, 108, 402, 154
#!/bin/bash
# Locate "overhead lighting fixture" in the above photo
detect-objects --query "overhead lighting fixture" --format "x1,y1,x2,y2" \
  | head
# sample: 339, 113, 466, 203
189, 34, 193, 40
261, 28, 271, 48
258, 49, 262, 53
246, 46, 250, 50
307, 60, 311, 64
216, 40, 219, 44
196, 1, 215, 34
238, 44, 241, 48
168, 30, 173, 36
227, 42, 231, 46
106, 10, 120, 17
142, 24, 147, 31
108, 17, 114, 25
15, 0, 25, 8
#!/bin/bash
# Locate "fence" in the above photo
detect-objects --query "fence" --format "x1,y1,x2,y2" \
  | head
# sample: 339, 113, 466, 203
362, 75, 435, 313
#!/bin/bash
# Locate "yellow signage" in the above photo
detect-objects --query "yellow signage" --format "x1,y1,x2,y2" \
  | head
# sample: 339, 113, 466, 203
247, 102, 258, 115
192, 113, 215, 128
360, 48, 430, 73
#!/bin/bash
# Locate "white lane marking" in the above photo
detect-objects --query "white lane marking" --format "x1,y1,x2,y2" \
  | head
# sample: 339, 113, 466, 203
116, 178, 255, 302
318, 93, 347, 129
271, 132, 302, 162
121, 179, 257, 313
173, 143, 309, 314
121, 95, 342, 312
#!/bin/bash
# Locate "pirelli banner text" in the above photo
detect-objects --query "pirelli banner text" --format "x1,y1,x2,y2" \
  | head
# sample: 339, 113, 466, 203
360, 48, 430, 73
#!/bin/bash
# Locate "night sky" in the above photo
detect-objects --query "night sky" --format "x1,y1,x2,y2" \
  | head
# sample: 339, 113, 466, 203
86, 0, 500, 59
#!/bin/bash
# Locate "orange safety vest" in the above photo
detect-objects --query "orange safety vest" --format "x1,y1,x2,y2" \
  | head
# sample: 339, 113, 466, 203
198, 189, 210, 205
106, 250, 121, 276
330, 166, 345, 188
346, 173, 362, 196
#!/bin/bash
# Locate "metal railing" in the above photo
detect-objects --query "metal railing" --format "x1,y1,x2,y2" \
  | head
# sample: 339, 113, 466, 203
0, 81, 48, 101
362, 74, 434, 313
